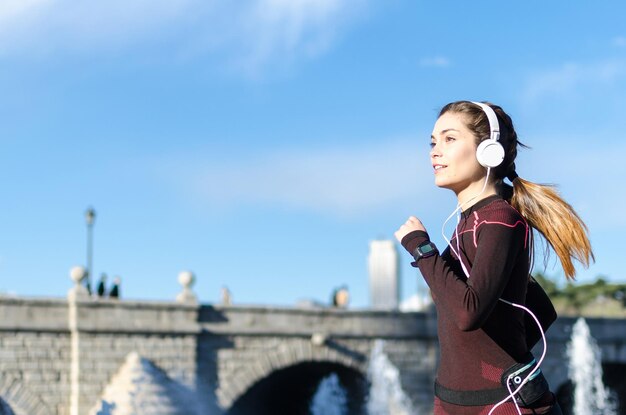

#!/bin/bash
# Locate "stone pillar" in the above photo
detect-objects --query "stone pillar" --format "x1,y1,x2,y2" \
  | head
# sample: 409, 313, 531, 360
67, 266, 88, 415
176, 271, 198, 304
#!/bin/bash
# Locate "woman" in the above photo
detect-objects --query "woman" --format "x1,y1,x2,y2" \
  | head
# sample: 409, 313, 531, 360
394, 101, 593, 415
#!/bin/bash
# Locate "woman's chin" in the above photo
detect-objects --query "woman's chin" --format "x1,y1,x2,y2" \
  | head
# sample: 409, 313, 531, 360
434, 177, 453, 190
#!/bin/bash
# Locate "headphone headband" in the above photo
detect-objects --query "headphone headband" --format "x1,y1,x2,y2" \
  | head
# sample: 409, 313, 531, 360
471, 101, 500, 142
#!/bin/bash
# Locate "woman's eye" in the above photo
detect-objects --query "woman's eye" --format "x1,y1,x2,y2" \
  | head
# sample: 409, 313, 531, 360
429, 141, 436, 148
445, 136, 456, 142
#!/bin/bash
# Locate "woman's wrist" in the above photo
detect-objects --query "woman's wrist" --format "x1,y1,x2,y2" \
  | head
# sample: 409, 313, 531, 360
400, 230, 429, 254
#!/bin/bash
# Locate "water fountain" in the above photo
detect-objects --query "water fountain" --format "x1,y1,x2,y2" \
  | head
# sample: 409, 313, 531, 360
87, 340, 417, 415
90, 352, 199, 415
365, 340, 416, 415
567, 317, 618, 415
308, 340, 416, 415
310, 373, 349, 415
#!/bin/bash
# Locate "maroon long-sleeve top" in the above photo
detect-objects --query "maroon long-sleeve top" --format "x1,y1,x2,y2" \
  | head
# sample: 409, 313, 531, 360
401, 195, 556, 414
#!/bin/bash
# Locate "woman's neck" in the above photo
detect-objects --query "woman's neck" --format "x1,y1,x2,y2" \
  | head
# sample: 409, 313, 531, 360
456, 181, 497, 211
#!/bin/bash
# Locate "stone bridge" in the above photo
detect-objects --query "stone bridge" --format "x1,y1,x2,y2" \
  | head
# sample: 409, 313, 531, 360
1, 294, 626, 415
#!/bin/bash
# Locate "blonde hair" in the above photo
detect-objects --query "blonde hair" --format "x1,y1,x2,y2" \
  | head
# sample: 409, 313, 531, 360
510, 177, 594, 279
439, 101, 594, 279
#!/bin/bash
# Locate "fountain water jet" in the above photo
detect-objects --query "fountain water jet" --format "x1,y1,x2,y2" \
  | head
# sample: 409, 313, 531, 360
308, 340, 417, 414
366, 340, 416, 415
309, 373, 349, 415
567, 317, 618, 415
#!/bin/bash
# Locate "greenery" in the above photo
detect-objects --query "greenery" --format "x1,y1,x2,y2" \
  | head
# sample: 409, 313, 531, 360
533, 273, 626, 317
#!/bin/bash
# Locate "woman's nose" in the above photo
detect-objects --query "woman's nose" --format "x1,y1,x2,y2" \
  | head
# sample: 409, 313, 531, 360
430, 144, 441, 158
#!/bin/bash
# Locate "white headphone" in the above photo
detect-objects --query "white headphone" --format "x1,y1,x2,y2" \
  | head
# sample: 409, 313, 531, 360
472, 101, 505, 168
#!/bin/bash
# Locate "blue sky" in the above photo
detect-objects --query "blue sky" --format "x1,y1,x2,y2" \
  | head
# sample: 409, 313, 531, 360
1, 1, 625, 307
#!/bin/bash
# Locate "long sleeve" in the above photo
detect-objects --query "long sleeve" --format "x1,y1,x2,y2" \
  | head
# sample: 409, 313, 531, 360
401, 205, 528, 331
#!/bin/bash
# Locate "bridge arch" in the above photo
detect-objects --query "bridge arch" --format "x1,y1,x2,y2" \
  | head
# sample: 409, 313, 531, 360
217, 337, 370, 410
0, 376, 52, 415
228, 361, 367, 415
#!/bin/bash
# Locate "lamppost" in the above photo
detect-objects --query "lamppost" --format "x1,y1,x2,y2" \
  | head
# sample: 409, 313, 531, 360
85, 207, 96, 294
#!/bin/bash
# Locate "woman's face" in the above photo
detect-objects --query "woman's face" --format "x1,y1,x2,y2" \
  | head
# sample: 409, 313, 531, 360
430, 111, 486, 195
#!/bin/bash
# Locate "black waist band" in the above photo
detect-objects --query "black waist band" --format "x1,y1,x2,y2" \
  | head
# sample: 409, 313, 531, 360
434, 354, 549, 407
434, 381, 510, 406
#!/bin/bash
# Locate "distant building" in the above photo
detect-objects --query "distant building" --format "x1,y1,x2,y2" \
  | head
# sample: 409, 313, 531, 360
368, 240, 400, 310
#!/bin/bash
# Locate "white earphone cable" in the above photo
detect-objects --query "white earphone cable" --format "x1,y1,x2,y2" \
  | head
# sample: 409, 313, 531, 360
441, 167, 492, 277
488, 300, 548, 415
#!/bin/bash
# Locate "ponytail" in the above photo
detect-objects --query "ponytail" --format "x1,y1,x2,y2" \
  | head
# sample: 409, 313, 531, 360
509, 177, 594, 279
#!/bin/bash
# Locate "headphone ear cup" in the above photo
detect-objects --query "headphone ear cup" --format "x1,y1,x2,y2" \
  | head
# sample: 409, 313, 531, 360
476, 139, 505, 168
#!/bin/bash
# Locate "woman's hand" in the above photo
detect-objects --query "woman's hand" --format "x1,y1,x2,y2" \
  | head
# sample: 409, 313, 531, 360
394, 216, 427, 242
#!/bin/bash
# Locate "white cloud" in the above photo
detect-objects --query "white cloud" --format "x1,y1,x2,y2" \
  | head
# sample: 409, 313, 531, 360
521, 59, 626, 104
232, 0, 360, 75
161, 138, 430, 217
0, 0, 370, 76
0, 0, 195, 52
418, 56, 450, 68
153, 129, 626, 227
0, 0, 49, 21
